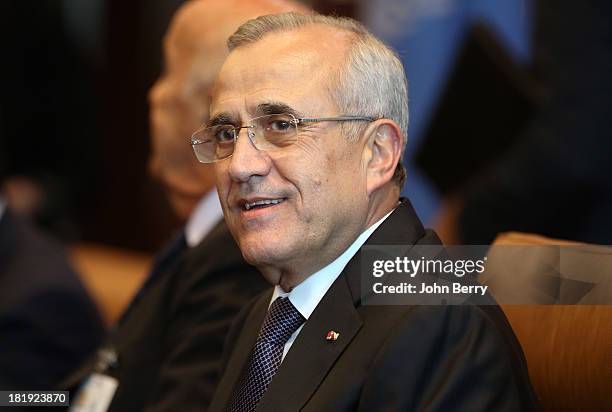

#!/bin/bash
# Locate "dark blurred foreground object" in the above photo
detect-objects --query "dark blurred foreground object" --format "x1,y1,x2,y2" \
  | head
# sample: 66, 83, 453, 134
484, 232, 612, 411
0, 205, 105, 389
433, 0, 612, 245
416, 24, 538, 195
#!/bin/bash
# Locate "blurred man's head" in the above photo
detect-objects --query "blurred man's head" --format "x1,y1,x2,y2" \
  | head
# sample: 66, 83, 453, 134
208, 13, 408, 290
149, 0, 308, 221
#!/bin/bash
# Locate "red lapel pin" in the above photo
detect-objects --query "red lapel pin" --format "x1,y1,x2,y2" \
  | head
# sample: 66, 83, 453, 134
325, 330, 340, 341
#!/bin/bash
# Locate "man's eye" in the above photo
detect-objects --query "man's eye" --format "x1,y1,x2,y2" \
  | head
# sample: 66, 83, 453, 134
268, 120, 291, 132
214, 127, 235, 142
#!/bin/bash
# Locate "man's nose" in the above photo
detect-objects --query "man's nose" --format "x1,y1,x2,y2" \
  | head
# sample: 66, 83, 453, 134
227, 128, 271, 183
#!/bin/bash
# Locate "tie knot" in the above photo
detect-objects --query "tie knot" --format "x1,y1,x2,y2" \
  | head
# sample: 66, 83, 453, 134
258, 297, 305, 345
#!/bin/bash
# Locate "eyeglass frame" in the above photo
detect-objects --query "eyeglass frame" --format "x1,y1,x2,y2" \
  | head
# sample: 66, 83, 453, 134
190, 113, 377, 164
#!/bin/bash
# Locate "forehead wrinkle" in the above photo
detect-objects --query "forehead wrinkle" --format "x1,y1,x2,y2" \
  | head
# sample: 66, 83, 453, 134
213, 86, 298, 117
228, 78, 330, 114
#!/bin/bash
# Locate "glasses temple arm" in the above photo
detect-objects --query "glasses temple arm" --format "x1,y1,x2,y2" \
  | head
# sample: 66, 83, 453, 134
298, 116, 377, 123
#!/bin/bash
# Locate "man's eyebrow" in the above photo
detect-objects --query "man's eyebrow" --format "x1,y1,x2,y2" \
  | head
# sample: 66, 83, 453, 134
257, 102, 302, 118
208, 113, 235, 127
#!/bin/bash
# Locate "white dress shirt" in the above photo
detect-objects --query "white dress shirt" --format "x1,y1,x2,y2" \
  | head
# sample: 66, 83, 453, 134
184, 189, 224, 247
269, 207, 396, 361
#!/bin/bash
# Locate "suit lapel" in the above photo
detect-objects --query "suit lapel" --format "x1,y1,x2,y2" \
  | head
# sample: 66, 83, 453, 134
211, 289, 273, 410
256, 273, 362, 411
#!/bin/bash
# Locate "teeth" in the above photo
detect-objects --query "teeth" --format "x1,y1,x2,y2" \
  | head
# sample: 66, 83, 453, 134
244, 198, 284, 210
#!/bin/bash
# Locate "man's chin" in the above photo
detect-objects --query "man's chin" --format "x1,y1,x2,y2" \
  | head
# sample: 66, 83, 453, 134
238, 238, 291, 270
237, 235, 315, 290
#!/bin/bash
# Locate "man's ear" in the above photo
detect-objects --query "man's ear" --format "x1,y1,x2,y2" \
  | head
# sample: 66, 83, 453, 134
362, 121, 403, 196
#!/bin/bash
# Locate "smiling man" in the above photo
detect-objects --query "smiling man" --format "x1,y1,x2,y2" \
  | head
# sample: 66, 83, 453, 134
204, 13, 539, 412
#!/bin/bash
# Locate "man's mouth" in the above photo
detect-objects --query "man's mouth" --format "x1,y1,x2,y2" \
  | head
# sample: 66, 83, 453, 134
242, 198, 286, 211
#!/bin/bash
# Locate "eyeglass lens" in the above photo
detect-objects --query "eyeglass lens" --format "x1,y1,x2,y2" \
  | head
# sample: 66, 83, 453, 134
192, 113, 299, 163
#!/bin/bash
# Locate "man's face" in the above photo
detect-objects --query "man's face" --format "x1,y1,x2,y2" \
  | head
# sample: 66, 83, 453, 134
212, 27, 371, 286
148, 31, 220, 220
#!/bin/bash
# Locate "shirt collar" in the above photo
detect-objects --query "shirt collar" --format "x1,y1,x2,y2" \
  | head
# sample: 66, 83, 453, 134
270, 207, 396, 319
184, 189, 224, 247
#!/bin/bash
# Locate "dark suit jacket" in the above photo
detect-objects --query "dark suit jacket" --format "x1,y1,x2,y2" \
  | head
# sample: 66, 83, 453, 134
0, 210, 105, 389
209, 200, 539, 411
66, 220, 268, 412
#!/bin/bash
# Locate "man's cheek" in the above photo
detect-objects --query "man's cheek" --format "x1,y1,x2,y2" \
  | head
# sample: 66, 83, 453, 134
214, 168, 229, 192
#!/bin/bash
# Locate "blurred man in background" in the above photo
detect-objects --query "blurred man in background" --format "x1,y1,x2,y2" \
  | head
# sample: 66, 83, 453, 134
68, 1, 308, 411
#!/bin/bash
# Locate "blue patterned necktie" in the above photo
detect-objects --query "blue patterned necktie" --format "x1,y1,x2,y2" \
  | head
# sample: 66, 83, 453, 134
227, 297, 306, 412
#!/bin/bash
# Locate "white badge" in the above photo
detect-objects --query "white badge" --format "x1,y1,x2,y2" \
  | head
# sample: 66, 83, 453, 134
69, 373, 118, 412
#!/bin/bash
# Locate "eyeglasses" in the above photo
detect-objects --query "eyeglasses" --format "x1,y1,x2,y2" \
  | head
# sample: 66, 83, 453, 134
190, 113, 376, 163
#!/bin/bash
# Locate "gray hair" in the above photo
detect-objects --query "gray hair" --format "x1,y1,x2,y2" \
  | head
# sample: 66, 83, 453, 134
227, 12, 408, 187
